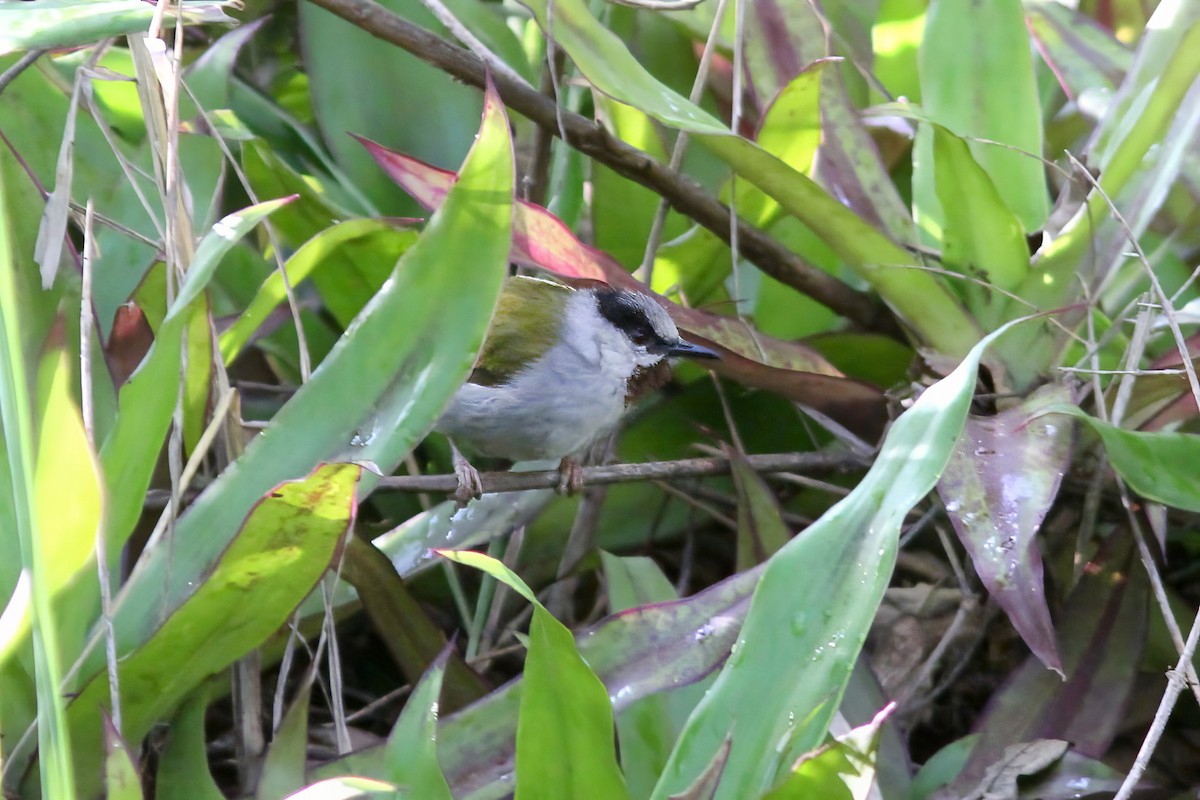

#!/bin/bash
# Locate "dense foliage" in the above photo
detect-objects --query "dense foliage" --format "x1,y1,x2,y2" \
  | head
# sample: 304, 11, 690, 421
1, 0, 1199, 798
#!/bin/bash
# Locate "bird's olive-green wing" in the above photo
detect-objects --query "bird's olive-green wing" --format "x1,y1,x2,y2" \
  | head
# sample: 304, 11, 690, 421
470, 276, 571, 386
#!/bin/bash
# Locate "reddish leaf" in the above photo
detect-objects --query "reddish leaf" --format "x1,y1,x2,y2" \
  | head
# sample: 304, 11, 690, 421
937, 385, 1074, 674
105, 302, 154, 387
1026, 3, 1130, 103
745, 1, 912, 241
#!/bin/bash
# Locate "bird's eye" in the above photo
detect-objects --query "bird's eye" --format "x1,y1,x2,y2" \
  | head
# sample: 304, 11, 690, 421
632, 328, 654, 346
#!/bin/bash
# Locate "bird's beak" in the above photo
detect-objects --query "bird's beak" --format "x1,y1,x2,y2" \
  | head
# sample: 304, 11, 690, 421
666, 338, 720, 360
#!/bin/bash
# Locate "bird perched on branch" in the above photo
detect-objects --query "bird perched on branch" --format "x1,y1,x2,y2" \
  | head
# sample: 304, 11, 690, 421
434, 275, 718, 504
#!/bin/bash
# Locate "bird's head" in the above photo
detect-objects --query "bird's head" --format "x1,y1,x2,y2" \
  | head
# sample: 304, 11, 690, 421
592, 287, 719, 368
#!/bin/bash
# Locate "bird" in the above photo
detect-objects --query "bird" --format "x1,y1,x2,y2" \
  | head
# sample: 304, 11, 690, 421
434, 275, 718, 504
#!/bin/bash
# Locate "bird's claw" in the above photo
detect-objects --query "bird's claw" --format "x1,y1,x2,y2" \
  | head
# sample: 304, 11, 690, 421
556, 457, 584, 496
450, 443, 484, 507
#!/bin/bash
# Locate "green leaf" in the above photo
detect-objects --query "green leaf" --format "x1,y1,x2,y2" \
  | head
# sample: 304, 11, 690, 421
761, 705, 892, 800
258, 683, 312, 800
728, 446, 790, 572
33, 347, 100, 602
916, 0, 1048, 233
1048, 405, 1200, 512
63, 464, 361, 793
383, 650, 453, 799
171, 196, 298, 319
103, 714, 144, 800
652, 318, 1030, 799
0, 1, 240, 55
314, 563, 760, 796
931, 125, 1030, 318
602, 554, 706, 800
0, 121, 75, 799
156, 693, 224, 800
219, 219, 418, 364
438, 550, 630, 800
47, 82, 514, 793
100, 196, 295, 555
299, 0, 483, 214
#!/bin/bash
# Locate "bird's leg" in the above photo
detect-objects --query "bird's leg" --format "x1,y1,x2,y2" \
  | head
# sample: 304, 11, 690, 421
449, 440, 484, 506
556, 455, 584, 495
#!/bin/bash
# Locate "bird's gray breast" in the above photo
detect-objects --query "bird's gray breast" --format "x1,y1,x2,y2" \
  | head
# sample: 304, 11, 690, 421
436, 306, 641, 461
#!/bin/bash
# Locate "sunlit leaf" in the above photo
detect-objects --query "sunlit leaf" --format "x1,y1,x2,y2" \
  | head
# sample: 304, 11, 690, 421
61, 464, 361, 792
931, 125, 1030, 309
916, 0, 1047, 234
761, 704, 894, 800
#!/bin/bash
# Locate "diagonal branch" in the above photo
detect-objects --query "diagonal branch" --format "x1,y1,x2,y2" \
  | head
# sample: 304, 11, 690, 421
302, 0, 886, 331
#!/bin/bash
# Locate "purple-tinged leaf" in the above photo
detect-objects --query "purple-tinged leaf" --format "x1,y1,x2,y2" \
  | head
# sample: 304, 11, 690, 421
937, 384, 1073, 674
961, 740, 1069, 800
956, 539, 1146, 791
1026, 3, 1131, 104
746, 1, 913, 241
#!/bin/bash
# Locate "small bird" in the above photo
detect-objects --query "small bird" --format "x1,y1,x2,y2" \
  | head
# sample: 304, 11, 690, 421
435, 275, 718, 503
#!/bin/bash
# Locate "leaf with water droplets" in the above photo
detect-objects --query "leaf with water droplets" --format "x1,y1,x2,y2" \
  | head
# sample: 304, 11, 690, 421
382, 647, 452, 799
938, 385, 1072, 674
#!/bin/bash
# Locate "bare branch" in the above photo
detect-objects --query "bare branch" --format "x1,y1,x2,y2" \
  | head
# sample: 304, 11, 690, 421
375, 451, 870, 496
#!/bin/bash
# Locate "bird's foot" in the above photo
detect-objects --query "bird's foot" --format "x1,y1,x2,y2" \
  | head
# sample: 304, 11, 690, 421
450, 444, 484, 507
556, 456, 584, 495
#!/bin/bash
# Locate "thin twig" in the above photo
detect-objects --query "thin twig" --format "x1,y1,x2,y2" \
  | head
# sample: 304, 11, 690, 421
637, 0, 729, 287
0, 49, 45, 97
1064, 153, 1200, 800
374, 451, 868, 496
302, 0, 883, 330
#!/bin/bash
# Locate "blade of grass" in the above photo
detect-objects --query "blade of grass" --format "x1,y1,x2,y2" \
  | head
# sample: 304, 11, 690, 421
0, 127, 75, 799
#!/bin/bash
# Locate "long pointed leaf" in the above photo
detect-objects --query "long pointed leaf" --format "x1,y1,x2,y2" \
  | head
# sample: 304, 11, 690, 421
652, 318, 1030, 799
